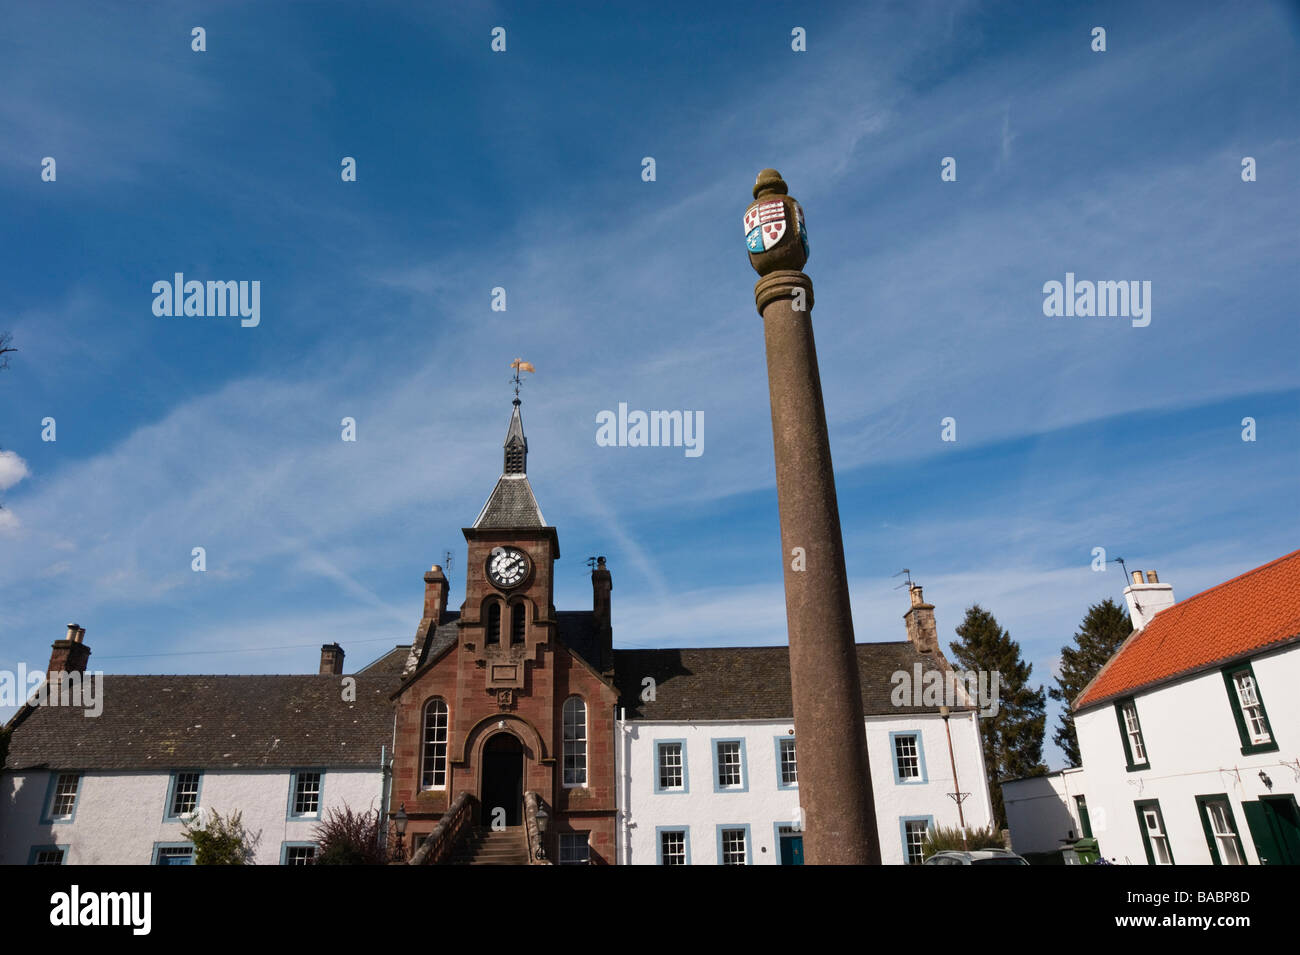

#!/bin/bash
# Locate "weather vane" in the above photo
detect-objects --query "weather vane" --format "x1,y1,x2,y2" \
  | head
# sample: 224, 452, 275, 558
510, 358, 535, 402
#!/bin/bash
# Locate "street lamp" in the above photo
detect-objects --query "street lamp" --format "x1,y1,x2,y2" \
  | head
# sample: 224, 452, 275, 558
535, 805, 549, 860
394, 802, 408, 861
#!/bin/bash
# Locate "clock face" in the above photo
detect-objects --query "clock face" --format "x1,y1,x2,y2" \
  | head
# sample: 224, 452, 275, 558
487, 547, 530, 589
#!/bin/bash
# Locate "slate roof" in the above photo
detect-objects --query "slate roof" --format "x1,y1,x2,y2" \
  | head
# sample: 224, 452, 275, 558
472, 475, 546, 528
1075, 549, 1300, 711
613, 642, 963, 721
3, 648, 409, 772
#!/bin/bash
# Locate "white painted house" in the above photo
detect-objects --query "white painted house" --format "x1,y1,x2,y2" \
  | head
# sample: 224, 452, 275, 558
1, 638, 401, 866
1004, 551, 1300, 866
613, 586, 995, 865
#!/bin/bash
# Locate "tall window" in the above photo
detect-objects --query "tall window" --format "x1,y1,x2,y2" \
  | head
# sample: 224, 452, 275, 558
1232, 673, 1269, 743
562, 696, 588, 787
659, 829, 688, 865
778, 738, 798, 787
510, 603, 526, 644
1198, 796, 1246, 865
719, 827, 748, 865
422, 699, 449, 789
713, 740, 745, 791
894, 734, 921, 781
486, 602, 501, 644
903, 819, 930, 865
1117, 699, 1149, 769
169, 772, 201, 818
290, 771, 322, 817
656, 741, 685, 792
1136, 801, 1173, 865
48, 773, 80, 820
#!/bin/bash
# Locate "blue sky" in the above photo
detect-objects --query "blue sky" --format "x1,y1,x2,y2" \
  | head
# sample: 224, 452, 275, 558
1, 1, 1296, 769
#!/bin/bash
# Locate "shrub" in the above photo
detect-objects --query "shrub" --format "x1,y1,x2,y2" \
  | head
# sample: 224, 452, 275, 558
313, 805, 390, 865
182, 809, 261, 865
921, 824, 1006, 857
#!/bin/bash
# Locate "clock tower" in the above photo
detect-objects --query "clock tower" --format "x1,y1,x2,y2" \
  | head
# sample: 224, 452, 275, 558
389, 392, 620, 863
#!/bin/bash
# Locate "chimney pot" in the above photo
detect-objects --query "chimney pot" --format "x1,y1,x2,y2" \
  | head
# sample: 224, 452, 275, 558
50, 625, 91, 675
1146, 570, 1158, 583
1131, 570, 1144, 586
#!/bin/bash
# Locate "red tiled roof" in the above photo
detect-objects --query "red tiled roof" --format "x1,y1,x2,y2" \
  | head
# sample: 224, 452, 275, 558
1075, 550, 1300, 710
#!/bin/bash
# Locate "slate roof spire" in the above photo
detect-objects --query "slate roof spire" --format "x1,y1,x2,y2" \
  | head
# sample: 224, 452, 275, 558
504, 397, 527, 476
472, 397, 546, 529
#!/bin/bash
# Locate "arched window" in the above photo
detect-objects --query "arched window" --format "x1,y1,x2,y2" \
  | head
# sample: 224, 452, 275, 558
486, 602, 501, 644
562, 696, 587, 788
421, 699, 449, 790
510, 602, 526, 644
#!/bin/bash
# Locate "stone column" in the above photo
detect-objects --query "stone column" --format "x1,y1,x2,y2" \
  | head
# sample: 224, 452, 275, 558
745, 168, 880, 864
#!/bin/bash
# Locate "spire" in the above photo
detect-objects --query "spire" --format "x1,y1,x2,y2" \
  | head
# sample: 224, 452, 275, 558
473, 365, 546, 529
504, 399, 527, 476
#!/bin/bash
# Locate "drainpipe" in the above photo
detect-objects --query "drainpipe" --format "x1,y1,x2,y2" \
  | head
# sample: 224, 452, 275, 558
617, 706, 633, 865
940, 707, 967, 849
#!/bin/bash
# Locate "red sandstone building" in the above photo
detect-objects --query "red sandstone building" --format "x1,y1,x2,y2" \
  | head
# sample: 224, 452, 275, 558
388, 397, 620, 863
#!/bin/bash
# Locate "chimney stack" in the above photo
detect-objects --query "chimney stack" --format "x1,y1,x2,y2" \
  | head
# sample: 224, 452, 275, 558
423, 564, 449, 625
319, 643, 345, 676
592, 557, 613, 673
903, 584, 939, 654
49, 624, 91, 675
1124, 569, 1175, 631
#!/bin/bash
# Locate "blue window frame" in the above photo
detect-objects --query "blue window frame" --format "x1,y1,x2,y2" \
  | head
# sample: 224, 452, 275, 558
655, 826, 691, 865
890, 731, 928, 784
715, 823, 753, 865
711, 738, 748, 793
899, 815, 935, 865
28, 844, 69, 865
653, 739, 689, 794
774, 736, 798, 790
280, 841, 319, 865
152, 842, 195, 865
41, 771, 82, 824
287, 769, 325, 820
163, 770, 203, 822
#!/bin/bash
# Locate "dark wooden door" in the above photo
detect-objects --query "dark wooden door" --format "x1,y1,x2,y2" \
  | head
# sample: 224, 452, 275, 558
481, 733, 523, 826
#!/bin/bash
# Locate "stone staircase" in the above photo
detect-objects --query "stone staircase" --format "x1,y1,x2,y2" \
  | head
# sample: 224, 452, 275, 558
448, 826, 530, 865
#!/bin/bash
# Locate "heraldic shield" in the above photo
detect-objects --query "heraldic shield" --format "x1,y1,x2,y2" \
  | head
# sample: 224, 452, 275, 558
745, 199, 787, 252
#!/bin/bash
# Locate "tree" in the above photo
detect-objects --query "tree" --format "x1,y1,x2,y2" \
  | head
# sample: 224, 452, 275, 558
313, 805, 390, 865
182, 809, 261, 865
1048, 598, 1131, 766
949, 604, 1047, 829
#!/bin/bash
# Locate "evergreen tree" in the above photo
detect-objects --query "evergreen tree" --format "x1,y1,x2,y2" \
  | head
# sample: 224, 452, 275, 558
949, 604, 1047, 829
1048, 598, 1132, 766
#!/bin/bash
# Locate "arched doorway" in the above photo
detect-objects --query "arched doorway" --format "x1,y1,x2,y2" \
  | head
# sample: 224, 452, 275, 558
481, 732, 524, 826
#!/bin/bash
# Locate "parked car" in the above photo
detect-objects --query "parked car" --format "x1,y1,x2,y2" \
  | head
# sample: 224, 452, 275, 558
923, 849, 1030, 865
